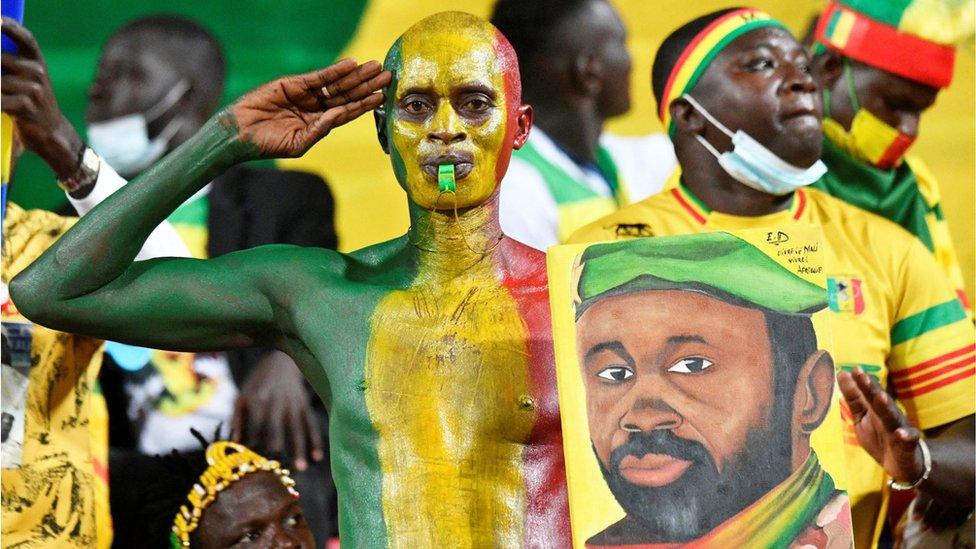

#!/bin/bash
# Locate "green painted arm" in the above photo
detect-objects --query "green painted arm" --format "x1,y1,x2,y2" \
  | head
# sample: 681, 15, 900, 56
9, 112, 282, 351
11, 59, 391, 351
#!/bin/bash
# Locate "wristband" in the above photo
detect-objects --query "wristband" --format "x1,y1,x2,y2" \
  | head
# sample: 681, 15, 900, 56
57, 146, 100, 193
889, 438, 932, 491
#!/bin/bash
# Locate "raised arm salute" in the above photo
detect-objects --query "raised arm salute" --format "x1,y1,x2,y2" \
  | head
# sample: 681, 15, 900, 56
12, 12, 571, 548
10, 59, 389, 351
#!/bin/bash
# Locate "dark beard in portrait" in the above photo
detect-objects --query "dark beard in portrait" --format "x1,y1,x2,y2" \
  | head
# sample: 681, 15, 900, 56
592, 413, 793, 544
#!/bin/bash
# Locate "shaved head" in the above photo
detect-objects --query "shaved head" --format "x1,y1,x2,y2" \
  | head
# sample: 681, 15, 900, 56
383, 11, 522, 108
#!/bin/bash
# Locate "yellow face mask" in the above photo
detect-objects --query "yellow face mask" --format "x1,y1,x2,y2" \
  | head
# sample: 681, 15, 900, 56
823, 62, 916, 170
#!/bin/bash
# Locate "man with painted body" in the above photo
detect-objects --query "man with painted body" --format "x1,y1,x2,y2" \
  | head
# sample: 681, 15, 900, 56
569, 9, 974, 548
11, 12, 569, 548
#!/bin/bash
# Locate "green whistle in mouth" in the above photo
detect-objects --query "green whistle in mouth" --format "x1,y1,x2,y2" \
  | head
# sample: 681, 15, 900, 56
438, 164, 456, 193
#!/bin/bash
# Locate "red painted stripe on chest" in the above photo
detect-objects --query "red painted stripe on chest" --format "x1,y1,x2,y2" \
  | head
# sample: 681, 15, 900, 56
498, 239, 571, 547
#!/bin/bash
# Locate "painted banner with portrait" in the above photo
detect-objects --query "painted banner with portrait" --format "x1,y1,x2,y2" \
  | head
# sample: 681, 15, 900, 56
547, 226, 853, 548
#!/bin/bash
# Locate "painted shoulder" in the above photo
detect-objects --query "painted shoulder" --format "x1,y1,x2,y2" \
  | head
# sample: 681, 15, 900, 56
498, 236, 548, 290
566, 191, 678, 244
226, 238, 387, 276
345, 235, 417, 286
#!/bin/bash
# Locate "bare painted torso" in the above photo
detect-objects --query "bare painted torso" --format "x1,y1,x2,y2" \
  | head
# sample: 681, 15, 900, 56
279, 237, 568, 548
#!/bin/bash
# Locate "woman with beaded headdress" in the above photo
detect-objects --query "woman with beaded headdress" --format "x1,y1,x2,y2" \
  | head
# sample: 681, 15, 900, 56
126, 429, 312, 548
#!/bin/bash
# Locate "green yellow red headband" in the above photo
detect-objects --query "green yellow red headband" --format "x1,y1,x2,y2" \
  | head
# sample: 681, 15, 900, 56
658, 8, 786, 135
816, 2, 956, 88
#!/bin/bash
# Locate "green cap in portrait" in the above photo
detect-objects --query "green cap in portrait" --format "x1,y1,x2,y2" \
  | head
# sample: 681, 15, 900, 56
575, 232, 827, 319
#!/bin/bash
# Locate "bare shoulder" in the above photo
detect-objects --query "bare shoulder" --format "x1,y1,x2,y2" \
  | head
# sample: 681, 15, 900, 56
215, 243, 346, 277
498, 237, 548, 292
221, 235, 414, 301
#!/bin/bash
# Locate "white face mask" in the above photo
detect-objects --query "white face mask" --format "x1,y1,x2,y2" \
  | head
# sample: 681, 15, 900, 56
683, 94, 826, 196
87, 80, 190, 178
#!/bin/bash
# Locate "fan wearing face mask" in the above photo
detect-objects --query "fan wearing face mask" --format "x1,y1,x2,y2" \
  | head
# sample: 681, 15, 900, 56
569, 8, 974, 548
809, 0, 973, 318
87, 80, 191, 178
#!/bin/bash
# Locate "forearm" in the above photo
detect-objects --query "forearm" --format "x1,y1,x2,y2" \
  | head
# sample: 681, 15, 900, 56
11, 112, 253, 315
66, 159, 192, 260
921, 415, 975, 506
37, 116, 84, 180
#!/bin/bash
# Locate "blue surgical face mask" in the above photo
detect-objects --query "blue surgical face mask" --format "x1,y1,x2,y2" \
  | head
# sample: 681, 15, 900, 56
87, 80, 190, 178
683, 94, 826, 196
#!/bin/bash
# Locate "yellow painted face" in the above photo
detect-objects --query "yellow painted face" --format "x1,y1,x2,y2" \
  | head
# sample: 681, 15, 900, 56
384, 13, 520, 211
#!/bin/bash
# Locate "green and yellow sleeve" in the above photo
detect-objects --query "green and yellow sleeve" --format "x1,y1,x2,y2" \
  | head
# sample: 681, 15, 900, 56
888, 238, 975, 430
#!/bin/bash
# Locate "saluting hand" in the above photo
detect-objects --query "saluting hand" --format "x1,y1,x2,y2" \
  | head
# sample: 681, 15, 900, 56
838, 368, 926, 485
230, 58, 391, 159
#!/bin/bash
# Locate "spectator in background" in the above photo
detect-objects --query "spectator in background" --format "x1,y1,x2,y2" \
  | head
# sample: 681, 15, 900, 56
491, 0, 676, 250
118, 430, 313, 549
808, 2, 976, 538
0, 17, 189, 547
82, 15, 339, 545
810, 0, 973, 317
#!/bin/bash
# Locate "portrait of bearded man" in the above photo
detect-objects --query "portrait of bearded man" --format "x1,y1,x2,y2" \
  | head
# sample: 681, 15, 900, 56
569, 233, 852, 548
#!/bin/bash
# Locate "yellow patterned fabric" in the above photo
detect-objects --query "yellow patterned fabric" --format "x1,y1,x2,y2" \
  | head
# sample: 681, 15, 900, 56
570, 184, 975, 549
1, 203, 111, 548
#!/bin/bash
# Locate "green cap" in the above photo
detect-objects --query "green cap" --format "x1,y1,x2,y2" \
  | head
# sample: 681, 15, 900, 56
575, 232, 827, 319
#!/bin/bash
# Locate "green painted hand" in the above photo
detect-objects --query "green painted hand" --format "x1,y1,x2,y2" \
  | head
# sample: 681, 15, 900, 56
231, 58, 391, 159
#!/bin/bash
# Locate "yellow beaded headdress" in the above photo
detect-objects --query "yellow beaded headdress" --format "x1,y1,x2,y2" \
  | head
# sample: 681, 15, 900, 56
170, 441, 298, 548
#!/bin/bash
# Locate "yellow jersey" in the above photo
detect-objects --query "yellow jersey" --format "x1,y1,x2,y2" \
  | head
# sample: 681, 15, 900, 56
2, 203, 111, 548
814, 138, 971, 315
570, 182, 975, 549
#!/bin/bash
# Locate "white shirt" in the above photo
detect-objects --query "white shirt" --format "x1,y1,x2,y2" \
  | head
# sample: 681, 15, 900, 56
499, 128, 677, 251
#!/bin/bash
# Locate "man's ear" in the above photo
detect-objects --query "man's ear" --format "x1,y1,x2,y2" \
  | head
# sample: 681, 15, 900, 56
669, 97, 705, 134
512, 104, 533, 150
793, 349, 835, 434
811, 51, 843, 92
374, 106, 390, 155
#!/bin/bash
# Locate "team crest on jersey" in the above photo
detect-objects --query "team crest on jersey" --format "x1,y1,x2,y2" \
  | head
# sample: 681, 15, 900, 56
827, 276, 865, 315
